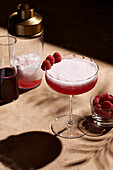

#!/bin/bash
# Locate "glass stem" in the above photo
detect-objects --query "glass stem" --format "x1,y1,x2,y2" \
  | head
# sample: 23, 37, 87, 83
68, 95, 75, 125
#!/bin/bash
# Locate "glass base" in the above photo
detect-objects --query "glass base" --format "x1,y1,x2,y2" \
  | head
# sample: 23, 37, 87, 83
51, 114, 88, 139
18, 79, 42, 90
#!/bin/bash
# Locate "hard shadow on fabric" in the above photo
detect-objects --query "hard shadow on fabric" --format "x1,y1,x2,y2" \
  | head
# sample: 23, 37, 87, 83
0, 131, 62, 169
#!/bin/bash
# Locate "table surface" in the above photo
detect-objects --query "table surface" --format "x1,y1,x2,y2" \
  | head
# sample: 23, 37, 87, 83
0, 28, 113, 170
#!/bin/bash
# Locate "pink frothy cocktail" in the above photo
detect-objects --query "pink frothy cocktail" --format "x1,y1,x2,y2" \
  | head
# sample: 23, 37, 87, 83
45, 57, 98, 95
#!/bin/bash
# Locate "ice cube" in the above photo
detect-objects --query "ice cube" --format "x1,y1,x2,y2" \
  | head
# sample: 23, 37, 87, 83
16, 52, 42, 81
16, 55, 25, 66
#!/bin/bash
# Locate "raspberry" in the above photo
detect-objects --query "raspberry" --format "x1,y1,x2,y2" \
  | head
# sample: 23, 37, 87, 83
95, 104, 101, 108
110, 96, 113, 103
96, 94, 102, 98
46, 55, 55, 66
93, 97, 100, 106
101, 101, 113, 109
94, 106, 101, 115
101, 110, 112, 118
41, 60, 51, 71
53, 52, 62, 63
100, 92, 111, 103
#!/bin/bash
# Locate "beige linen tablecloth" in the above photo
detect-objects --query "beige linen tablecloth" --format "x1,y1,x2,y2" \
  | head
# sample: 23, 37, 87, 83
0, 28, 113, 170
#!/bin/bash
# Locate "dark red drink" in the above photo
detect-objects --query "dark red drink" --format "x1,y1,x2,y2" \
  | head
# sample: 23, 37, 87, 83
0, 67, 19, 103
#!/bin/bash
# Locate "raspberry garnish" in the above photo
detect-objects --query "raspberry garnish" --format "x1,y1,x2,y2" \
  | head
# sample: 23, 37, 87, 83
41, 52, 62, 71
101, 100, 113, 109
46, 55, 55, 66
53, 52, 62, 63
41, 60, 51, 71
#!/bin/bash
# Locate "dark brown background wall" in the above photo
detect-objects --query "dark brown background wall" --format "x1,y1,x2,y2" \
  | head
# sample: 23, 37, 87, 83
0, 0, 113, 64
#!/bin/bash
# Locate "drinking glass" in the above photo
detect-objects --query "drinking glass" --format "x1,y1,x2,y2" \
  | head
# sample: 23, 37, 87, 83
0, 35, 19, 104
45, 54, 99, 138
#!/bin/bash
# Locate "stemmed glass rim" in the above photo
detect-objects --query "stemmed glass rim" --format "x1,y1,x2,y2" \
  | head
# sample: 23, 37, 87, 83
46, 54, 99, 83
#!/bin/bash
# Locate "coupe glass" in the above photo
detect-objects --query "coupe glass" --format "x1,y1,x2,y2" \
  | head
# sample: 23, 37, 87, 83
45, 54, 99, 138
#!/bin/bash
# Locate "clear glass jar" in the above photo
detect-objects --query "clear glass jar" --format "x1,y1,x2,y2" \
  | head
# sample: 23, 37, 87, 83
8, 4, 44, 89
0, 35, 19, 103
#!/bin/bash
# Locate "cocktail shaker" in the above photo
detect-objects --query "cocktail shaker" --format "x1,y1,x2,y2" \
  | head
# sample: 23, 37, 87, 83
8, 4, 44, 89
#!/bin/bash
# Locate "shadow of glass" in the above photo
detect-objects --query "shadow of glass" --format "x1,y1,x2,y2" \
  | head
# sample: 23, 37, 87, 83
18, 83, 42, 95
0, 84, 41, 106
0, 98, 19, 106
19, 88, 32, 95
0, 131, 62, 170
65, 116, 113, 169
80, 116, 112, 138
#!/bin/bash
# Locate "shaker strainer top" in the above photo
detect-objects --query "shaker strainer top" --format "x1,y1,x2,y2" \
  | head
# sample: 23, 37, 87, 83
8, 4, 44, 38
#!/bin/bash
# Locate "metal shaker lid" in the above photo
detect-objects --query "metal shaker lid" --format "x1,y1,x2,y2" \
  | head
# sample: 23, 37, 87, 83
8, 4, 44, 38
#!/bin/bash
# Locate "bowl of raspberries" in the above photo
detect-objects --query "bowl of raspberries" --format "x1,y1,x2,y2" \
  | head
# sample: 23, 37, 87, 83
91, 92, 113, 127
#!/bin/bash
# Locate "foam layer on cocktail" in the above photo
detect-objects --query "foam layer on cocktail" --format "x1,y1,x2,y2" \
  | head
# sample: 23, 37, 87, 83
46, 58, 98, 95
47, 58, 98, 85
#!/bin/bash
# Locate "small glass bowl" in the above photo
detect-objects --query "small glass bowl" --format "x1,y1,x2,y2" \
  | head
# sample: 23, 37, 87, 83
90, 96, 113, 127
